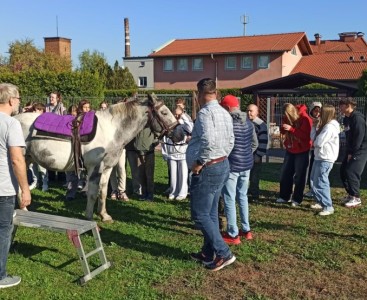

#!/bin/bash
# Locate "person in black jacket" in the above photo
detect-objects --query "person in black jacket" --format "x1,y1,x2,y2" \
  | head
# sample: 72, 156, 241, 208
339, 97, 367, 207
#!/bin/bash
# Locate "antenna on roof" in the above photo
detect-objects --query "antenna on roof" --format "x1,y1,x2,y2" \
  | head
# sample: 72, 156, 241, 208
56, 15, 59, 37
241, 15, 249, 36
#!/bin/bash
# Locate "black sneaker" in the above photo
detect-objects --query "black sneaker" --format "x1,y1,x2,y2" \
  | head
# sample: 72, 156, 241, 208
205, 254, 236, 271
190, 251, 213, 266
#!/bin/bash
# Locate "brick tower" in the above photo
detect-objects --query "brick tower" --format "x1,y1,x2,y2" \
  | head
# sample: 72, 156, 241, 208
44, 37, 71, 61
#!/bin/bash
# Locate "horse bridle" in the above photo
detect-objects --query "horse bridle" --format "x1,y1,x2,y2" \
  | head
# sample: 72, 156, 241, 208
147, 101, 179, 140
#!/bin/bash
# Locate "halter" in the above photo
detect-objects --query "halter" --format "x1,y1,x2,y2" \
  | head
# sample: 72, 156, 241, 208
147, 101, 179, 140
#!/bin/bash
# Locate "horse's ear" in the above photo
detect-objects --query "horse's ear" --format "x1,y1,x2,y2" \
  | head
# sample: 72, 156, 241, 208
148, 93, 158, 105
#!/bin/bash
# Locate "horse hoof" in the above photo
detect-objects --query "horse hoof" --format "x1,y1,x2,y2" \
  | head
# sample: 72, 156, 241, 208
101, 215, 113, 223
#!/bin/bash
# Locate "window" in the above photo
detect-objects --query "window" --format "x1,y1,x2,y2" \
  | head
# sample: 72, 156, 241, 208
291, 47, 297, 55
241, 56, 253, 69
225, 56, 236, 70
177, 58, 188, 71
258, 55, 270, 69
138, 77, 147, 87
163, 59, 174, 71
192, 58, 203, 71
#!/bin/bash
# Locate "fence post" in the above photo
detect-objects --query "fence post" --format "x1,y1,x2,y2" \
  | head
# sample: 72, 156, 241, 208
266, 97, 271, 163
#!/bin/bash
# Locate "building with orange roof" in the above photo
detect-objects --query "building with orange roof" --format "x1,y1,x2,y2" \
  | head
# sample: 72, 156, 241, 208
144, 31, 367, 91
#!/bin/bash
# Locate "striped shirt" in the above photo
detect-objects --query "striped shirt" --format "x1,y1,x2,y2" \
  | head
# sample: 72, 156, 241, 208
252, 117, 268, 157
186, 100, 234, 168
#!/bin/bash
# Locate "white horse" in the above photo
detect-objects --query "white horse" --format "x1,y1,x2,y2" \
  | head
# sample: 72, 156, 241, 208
16, 94, 182, 222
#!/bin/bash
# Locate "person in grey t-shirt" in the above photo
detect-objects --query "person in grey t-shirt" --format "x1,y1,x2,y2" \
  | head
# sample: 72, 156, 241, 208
0, 83, 31, 289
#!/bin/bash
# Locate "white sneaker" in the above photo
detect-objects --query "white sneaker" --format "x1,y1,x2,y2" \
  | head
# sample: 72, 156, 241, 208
304, 191, 314, 198
341, 195, 352, 204
168, 194, 175, 200
0, 275, 21, 289
291, 201, 301, 207
319, 209, 334, 216
276, 198, 289, 203
175, 196, 186, 201
345, 197, 361, 208
310, 203, 323, 210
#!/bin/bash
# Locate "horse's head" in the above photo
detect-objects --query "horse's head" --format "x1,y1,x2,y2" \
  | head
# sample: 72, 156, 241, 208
147, 93, 185, 142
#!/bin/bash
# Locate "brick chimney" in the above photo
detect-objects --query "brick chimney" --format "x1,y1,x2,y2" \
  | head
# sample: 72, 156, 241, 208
338, 32, 358, 42
124, 18, 131, 58
314, 33, 322, 45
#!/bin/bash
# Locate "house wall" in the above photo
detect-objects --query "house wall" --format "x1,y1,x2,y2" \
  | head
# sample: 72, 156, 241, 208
123, 57, 154, 90
153, 53, 285, 90
281, 44, 303, 76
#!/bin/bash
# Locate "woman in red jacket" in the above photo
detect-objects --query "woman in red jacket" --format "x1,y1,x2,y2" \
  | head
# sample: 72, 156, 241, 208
276, 103, 312, 206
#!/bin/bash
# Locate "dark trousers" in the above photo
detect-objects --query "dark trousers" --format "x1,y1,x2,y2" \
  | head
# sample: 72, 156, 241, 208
279, 150, 310, 203
340, 153, 367, 198
249, 160, 262, 199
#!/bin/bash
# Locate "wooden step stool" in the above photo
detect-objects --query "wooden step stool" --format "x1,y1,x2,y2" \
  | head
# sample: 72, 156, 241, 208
12, 209, 111, 285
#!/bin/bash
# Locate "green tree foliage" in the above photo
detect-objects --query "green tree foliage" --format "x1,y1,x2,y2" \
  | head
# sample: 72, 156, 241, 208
357, 70, 367, 96
78, 50, 109, 84
7, 39, 71, 73
0, 71, 104, 99
106, 60, 137, 90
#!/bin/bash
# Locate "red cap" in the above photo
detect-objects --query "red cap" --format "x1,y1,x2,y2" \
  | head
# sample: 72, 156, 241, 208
221, 95, 239, 108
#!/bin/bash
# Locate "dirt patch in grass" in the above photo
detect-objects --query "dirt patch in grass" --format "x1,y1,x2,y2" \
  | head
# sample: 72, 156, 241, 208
157, 254, 367, 299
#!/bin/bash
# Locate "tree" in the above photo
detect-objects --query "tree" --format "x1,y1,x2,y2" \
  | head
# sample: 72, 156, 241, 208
5, 38, 71, 73
357, 70, 367, 96
78, 50, 109, 84
106, 60, 137, 90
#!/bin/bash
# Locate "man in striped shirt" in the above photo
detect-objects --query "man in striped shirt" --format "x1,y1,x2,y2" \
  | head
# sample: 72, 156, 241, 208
247, 104, 268, 201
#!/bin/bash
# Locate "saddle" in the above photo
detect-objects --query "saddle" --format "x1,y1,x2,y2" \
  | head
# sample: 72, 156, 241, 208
34, 112, 98, 174
34, 112, 97, 141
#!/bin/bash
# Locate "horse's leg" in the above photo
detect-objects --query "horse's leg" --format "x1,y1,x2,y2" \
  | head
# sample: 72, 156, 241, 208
97, 167, 113, 222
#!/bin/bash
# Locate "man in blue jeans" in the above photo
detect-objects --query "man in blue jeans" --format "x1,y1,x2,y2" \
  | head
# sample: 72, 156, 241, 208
186, 78, 235, 271
0, 83, 31, 288
221, 95, 257, 245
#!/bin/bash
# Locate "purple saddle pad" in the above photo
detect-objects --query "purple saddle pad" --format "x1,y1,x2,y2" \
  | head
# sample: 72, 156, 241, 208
34, 111, 96, 137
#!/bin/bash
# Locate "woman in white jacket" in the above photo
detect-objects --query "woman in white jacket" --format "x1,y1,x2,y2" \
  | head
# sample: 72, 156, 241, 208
161, 106, 193, 200
310, 105, 340, 215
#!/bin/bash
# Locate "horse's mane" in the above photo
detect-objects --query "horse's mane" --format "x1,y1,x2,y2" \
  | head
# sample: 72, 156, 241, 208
110, 98, 148, 121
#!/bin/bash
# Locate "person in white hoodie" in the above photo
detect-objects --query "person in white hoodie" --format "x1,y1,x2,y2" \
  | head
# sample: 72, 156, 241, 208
310, 105, 340, 216
161, 105, 193, 200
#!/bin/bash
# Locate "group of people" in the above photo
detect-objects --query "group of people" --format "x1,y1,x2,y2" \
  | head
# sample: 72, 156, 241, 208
1, 79, 367, 288
187, 78, 367, 272
276, 98, 367, 216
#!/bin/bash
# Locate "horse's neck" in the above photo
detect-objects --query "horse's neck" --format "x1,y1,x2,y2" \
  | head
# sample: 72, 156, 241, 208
100, 104, 149, 146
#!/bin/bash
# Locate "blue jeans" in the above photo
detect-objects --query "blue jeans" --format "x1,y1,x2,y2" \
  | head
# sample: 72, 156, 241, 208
311, 160, 334, 211
222, 170, 251, 237
0, 195, 15, 280
190, 159, 231, 259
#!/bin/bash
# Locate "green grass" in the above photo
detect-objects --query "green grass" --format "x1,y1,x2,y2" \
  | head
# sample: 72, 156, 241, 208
2, 153, 367, 299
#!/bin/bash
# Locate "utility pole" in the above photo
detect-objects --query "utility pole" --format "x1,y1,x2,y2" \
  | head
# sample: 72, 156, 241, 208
241, 15, 249, 36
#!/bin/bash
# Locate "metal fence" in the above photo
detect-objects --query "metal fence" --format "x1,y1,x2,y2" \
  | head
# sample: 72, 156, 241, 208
22, 93, 194, 115
264, 97, 367, 162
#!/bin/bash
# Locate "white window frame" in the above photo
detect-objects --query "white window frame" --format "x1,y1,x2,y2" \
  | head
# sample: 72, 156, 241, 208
258, 55, 270, 69
291, 47, 297, 55
241, 55, 253, 70
192, 57, 203, 71
138, 77, 147, 87
177, 58, 188, 71
225, 56, 237, 70
163, 59, 174, 72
